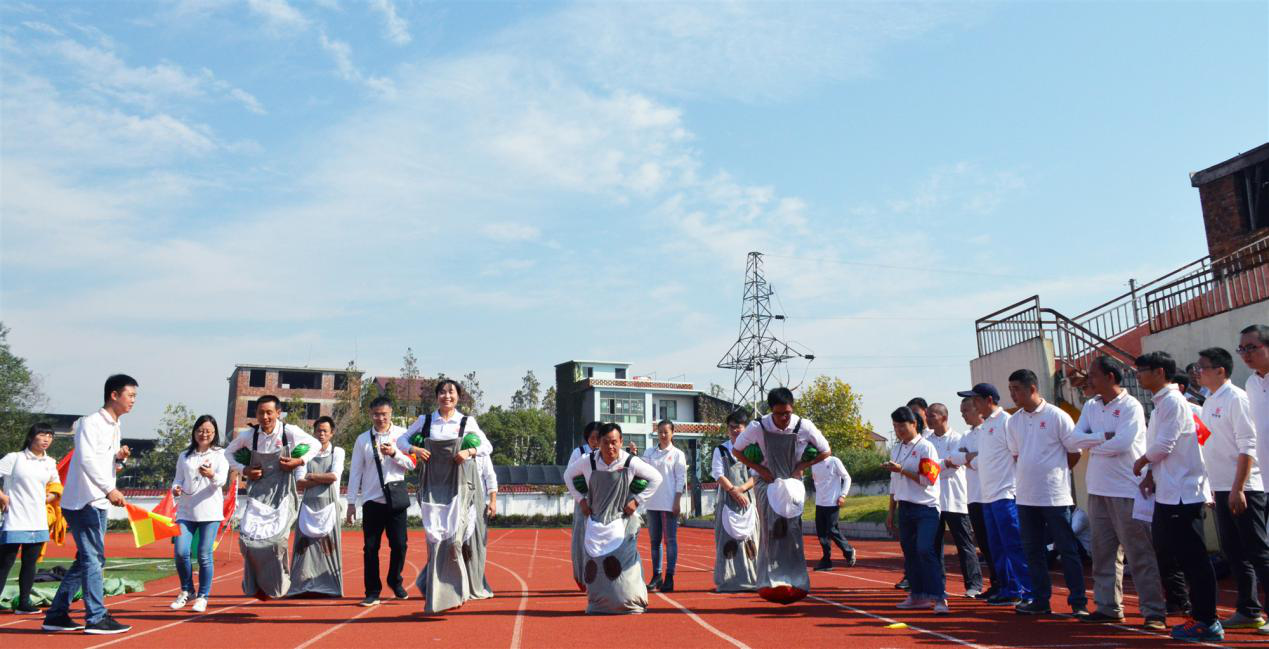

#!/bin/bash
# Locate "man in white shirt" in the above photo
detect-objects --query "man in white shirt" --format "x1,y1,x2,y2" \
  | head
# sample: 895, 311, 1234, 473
1069, 356, 1165, 629
345, 397, 416, 606
928, 403, 983, 597
811, 451, 855, 570
43, 375, 136, 636
1240, 325, 1269, 495
1132, 351, 1223, 642
1198, 346, 1269, 631
1005, 369, 1087, 617
948, 397, 996, 599
957, 382, 1031, 606
642, 419, 687, 593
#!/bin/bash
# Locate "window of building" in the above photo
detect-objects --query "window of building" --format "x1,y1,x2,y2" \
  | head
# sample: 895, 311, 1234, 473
599, 391, 645, 423
584, 366, 594, 378
278, 370, 322, 390
333, 373, 348, 390
658, 399, 677, 421
615, 368, 626, 379
305, 403, 321, 420
246, 399, 259, 418
1238, 161, 1269, 232
248, 369, 266, 388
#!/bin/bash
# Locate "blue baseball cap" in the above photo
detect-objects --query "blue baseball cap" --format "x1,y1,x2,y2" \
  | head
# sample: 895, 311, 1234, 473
956, 383, 1000, 402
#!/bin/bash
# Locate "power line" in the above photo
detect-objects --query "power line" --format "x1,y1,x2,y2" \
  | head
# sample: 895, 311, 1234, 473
763, 253, 1015, 279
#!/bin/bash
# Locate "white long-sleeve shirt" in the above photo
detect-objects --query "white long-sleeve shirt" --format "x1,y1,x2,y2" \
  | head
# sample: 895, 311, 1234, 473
1071, 390, 1148, 499
977, 407, 1016, 503
1144, 386, 1210, 505
1202, 381, 1262, 493
477, 455, 498, 496
733, 414, 830, 465
812, 455, 852, 506
347, 426, 416, 507
172, 447, 228, 522
1006, 400, 1079, 507
399, 410, 492, 457
308, 445, 345, 492
1245, 372, 1269, 486
62, 409, 122, 511
928, 429, 968, 514
0, 450, 59, 532
641, 444, 686, 512
563, 449, 662, 506
224, 423, 320, 482
948, 425, 983, 504
890, 436, 940, 508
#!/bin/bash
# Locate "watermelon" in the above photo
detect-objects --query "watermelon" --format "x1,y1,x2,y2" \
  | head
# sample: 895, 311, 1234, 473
741, 444, 764, 465
572, 475, 588, 494
408, 431, 427, 448
232, 448, 252, 466
801, 445, 821, 462
630, 477, 650, 494
460, 433, 482, 451
290, 443, 310, 459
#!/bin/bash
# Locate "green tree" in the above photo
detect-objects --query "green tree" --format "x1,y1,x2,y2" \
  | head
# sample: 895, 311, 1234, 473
130, 404, 196, 488
331, 360, 373, 479
398, 347, 421, 417
0, 323, 47, 452
282, 395, 312, 433
540, 386, 556, 414
798, 375, 876, 453
480, 406, 555, 465
509, 370, 541, 411
463, 371, 484, 414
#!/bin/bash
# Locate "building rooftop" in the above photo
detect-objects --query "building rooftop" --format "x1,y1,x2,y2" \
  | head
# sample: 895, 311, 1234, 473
1190, 141, 1269, 186
555, 360, 631, 368
231, 363, 355, 373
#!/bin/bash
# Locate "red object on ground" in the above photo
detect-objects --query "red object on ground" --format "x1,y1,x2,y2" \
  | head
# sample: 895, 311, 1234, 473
758, 584, 808, 604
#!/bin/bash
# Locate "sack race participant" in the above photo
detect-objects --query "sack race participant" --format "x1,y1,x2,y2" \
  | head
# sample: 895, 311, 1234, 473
569, 421, 602, 591
712, 411, 759, 592
563, 423, 662, 615
287, 417, 345, 598
732, 388, 831, 604
465, 453, 498, 600
225, 395, 320, 600
399, 379, 493, 614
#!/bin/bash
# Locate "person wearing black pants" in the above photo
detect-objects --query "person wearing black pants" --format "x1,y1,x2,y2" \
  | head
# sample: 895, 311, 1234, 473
966, 503, 995, 592
345, 398, 417, 607
811, 453, 855, 570
1152, 503, 1217, 628
0, 423, 60, 615
0, 543, 44, 613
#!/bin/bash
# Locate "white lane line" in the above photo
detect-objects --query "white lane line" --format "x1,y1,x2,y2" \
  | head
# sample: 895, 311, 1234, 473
808, 594, 988, 649
655, 591, 753, 649
85, 597, 258, 649
291, 604, 378, 649
509, 530, 539, 649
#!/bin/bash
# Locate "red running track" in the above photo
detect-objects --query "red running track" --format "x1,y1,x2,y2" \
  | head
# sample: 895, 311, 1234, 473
0, 527, 1263, 648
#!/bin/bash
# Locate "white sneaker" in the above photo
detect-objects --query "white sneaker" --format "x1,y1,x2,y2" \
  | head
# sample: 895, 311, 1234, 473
170, 592, 190, 610
191, 597, 207, 613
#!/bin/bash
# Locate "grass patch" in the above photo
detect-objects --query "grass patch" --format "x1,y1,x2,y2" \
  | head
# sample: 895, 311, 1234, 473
802, 494, 889, 523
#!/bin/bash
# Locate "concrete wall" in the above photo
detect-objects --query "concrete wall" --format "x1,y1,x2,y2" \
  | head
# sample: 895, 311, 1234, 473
969, 337, 1056, 407
1141, 301, 1269, 385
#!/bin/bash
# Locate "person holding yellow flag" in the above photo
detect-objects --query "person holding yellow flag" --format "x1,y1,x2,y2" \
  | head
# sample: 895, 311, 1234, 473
0, 423, 60, 615
884, 406, 947, 614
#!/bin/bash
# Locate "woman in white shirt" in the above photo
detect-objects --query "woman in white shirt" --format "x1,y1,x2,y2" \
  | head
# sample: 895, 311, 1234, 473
884, 406, 947, 614
169, 415, 228, 613
642, 419, 686, 593
0, 423, 60, 615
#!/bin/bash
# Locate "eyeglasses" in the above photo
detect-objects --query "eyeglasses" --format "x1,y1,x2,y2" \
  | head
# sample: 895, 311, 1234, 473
1238, 344, 1265, 355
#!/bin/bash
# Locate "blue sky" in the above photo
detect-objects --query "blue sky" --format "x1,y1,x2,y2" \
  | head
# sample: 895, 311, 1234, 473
2, 0, 1266, 440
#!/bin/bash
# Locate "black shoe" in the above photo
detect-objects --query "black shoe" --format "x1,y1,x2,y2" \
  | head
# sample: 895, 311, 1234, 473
360, 596, 381, 607
987, 594, 1021, 606
84, 615, 131, 635
815, 559, 832, 571
844, 550, 856, 567
1015, 600, 1052, 615
42, 614, 84, 632
1080, 610, 1124, 623
392, 586, 409, 600
647, 575, 662, 591
895, 577, 909, 591
975, 587, 998, 601
660, 576, 675, 593
14, 602, 40, 615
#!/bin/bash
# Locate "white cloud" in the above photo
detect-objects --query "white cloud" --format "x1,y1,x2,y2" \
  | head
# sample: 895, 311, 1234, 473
886, 161, 1025, 216
369, 0, 410, 45
318, 31, 396, 97
247, 0, 309, 34
480, 222, 540, 242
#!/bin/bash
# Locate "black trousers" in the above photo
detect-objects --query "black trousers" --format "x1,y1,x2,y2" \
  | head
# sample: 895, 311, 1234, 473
967, 502, 996, 587
938, 511, 984, 591
1153, 501, 1217, 625
1214, 490, 1269, 617
362, 500, 409, 598
0, 542, 44, 607
814, 505, 853, 560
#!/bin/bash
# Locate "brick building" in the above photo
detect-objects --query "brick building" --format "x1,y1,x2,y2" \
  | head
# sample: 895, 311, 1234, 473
1191, 142, 1269, 259
224, 364, 359, 438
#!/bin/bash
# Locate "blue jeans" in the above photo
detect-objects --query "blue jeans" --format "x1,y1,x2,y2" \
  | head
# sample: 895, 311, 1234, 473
1017, 504, 1087, 608
897, 501, 944, 599
174, 520, 218, 598
983, 498, 1031, 599
45, 506, 108, 624
646, 510, 678, 578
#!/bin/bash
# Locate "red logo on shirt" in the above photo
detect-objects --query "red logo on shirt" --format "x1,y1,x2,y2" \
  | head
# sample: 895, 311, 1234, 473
1212, 407, 1222, 418
1039, 422, 1047, 429
1112, 409, 1120, 417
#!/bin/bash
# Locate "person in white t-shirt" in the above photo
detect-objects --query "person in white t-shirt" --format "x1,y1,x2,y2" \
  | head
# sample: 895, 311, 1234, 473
1005, 368, 1087, 617
947, 397, 997, 599
0, 423, 60, 615
642, 419, 687, 593
1239, 325, 1269, 502
168, 415, 228, 613
811, 452, 855, 571
927, 403, 983, 597
884, 406, 947, 614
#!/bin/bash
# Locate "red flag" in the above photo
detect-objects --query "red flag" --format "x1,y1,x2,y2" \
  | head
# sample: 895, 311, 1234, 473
214, 479, 238, 549
125, 503, 180, 547
918, 457, 941, 483
153, 490, 177, 519
57, 450, 73, 485
1194, 414, 1212, 446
